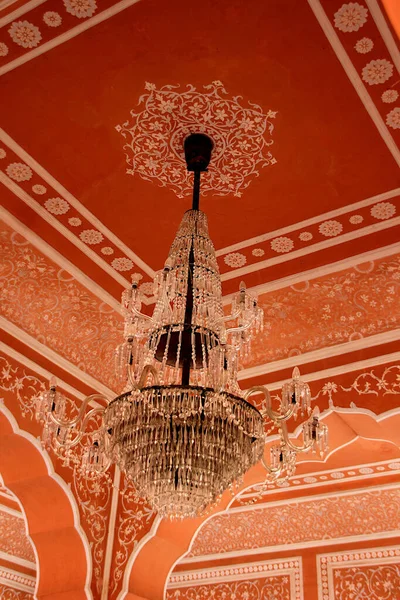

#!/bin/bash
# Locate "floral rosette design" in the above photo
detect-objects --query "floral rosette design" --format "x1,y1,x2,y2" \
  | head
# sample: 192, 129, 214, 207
116, 81, 277, 198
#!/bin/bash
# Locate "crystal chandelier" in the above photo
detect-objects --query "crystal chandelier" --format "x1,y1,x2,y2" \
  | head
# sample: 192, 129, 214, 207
36, 133, 328, 519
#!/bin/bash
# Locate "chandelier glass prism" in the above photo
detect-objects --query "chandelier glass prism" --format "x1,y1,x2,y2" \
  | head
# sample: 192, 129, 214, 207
36, 133, 328, 519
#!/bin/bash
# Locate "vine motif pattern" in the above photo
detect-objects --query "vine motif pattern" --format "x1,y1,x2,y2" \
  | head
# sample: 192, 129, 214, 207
0, 587, 33, 600
0, 223, 122, 391
319, 547, 400, 600
116, 81, 277, 198
109, 476, 155, 597
166, 577, 291, 600
188, 488, 400, 557
0, 511, 35, 562
0, 354, 111, 595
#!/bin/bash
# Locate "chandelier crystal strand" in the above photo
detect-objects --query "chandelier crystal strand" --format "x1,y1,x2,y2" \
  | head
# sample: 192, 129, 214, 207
35, 133, 328, 519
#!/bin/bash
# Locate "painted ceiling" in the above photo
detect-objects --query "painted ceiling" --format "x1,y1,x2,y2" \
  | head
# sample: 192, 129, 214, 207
0, 0, 399, 599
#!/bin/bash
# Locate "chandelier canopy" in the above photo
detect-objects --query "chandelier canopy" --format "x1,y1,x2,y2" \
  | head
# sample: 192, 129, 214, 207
36, 133, 328, 519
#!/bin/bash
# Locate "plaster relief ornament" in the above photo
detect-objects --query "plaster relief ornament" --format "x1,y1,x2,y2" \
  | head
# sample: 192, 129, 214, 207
334, 2, 368, 32
381, 89, 399, 103
0, 42, 9, 57
32, 184, 46, 194
6, 162, 32, 182
44, 197, 70, 215
8, 21, 42, 49
362, 59, 394, 85
43, 11, 62, 27
68, 216, 82, 226
63, 0, 97, 18
370, 201, 396, 220
116, 81, 277, 198
354, 37, 373, 53
386, 107, 400, 130
224, 252, 247, 268
0, 149, 6, 159
318, 219, 343, 237
270, 236, 294, 253
79, 229, 103, 244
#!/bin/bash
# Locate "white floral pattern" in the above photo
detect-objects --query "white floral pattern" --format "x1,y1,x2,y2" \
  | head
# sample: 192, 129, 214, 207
362, 59, 393, 86
101, 246, 114, 255
270, 236, 294, 253
354, 37, 373, 53
68, 217, 82, 226
0, 43, 9, 57
6, 163, 32, 182
63, 0, 97, 19
139, 282, 154, 296
8, 21, 42, 49
32, 184, 46, 195
381, 89, 399, 103
112, 257, 134, 271
223, 252, 247, 268
252, 248, 265, 257
334, 3, 368, 32
349, 214, 363, 224
299, 231, 313, 241
386, 107, 400, 130
370, 202, 396, 220
116, 81, 277, 198
318, 220, 343, 237
44, 197, 70, 215
79, 229, 103, 245
43, 11, 62, 27
0, 149, 6, 159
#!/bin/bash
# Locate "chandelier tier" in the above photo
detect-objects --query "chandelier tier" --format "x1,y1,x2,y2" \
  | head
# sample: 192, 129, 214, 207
36, 133, 328, 519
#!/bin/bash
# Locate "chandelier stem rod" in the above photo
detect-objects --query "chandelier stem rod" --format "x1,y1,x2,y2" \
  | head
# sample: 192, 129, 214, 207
192, 170, 201, 211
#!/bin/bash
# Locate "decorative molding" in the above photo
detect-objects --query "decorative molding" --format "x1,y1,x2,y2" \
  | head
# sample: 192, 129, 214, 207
317, 545, 400, 600
0, 566, 35, 594
0, 0, 142, 77
0, 129, 154, 289
216, 188, 400, 257
184, 484, 400, 563
167, 556, 303, 600
117, 81, 277, 198
101, 468, 120, 600
238, 329, 400, 381
220, 216, 400, 281
0, 0, 47, 28
223, 241, 400, 305
0, 404, 93, 599
0, 503, 23, 518
237, 458, 400, 502
307, 0, 400, 167
0, 550, 36, 571
0, 341, 86, 401
0, 318, 115, 399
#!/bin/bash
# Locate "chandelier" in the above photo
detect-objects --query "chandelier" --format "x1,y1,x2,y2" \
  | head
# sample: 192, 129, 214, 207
36, 133, 328, 519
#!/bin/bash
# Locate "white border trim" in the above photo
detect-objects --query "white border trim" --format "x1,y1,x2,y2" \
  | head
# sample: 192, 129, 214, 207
0, 0, 143, 77
0, 550, 36, 571
101, 467, 121, 600
307, 0, 400, 167
365, 0, 400, 73
167, 556, 303, 594
0, 341, 86, 401
180, 483, 400, 565
250, 351, 400, 391
0, 565, 36, 593
237, 329, 400, 381
0, 128, 154, 280
0, 502, 23, 518
0, 317, 115, 399
1, 207, 120, 312
222, 241, 400, 304
221, 217, 400, 282
0, 0, 47, 27
0, 404, 93, 599
217, 188, 400, 257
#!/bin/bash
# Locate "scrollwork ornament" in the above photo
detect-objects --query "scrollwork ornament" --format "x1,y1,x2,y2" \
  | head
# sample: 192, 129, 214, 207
116, 81, 277, 198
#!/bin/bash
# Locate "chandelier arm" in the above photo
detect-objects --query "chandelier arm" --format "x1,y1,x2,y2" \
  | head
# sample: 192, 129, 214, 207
138, 364, 159, 388
223, 308, 241, 322
48, 393, 109, 429
225, 318, 254, 337
279, 421, 314, 454
244, 386, 296, 422
261, 456, 283, 477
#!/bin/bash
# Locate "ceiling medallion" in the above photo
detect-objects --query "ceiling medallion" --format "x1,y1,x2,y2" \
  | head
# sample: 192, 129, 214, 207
116, 81, 278, 198
36, 133, 327, 519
